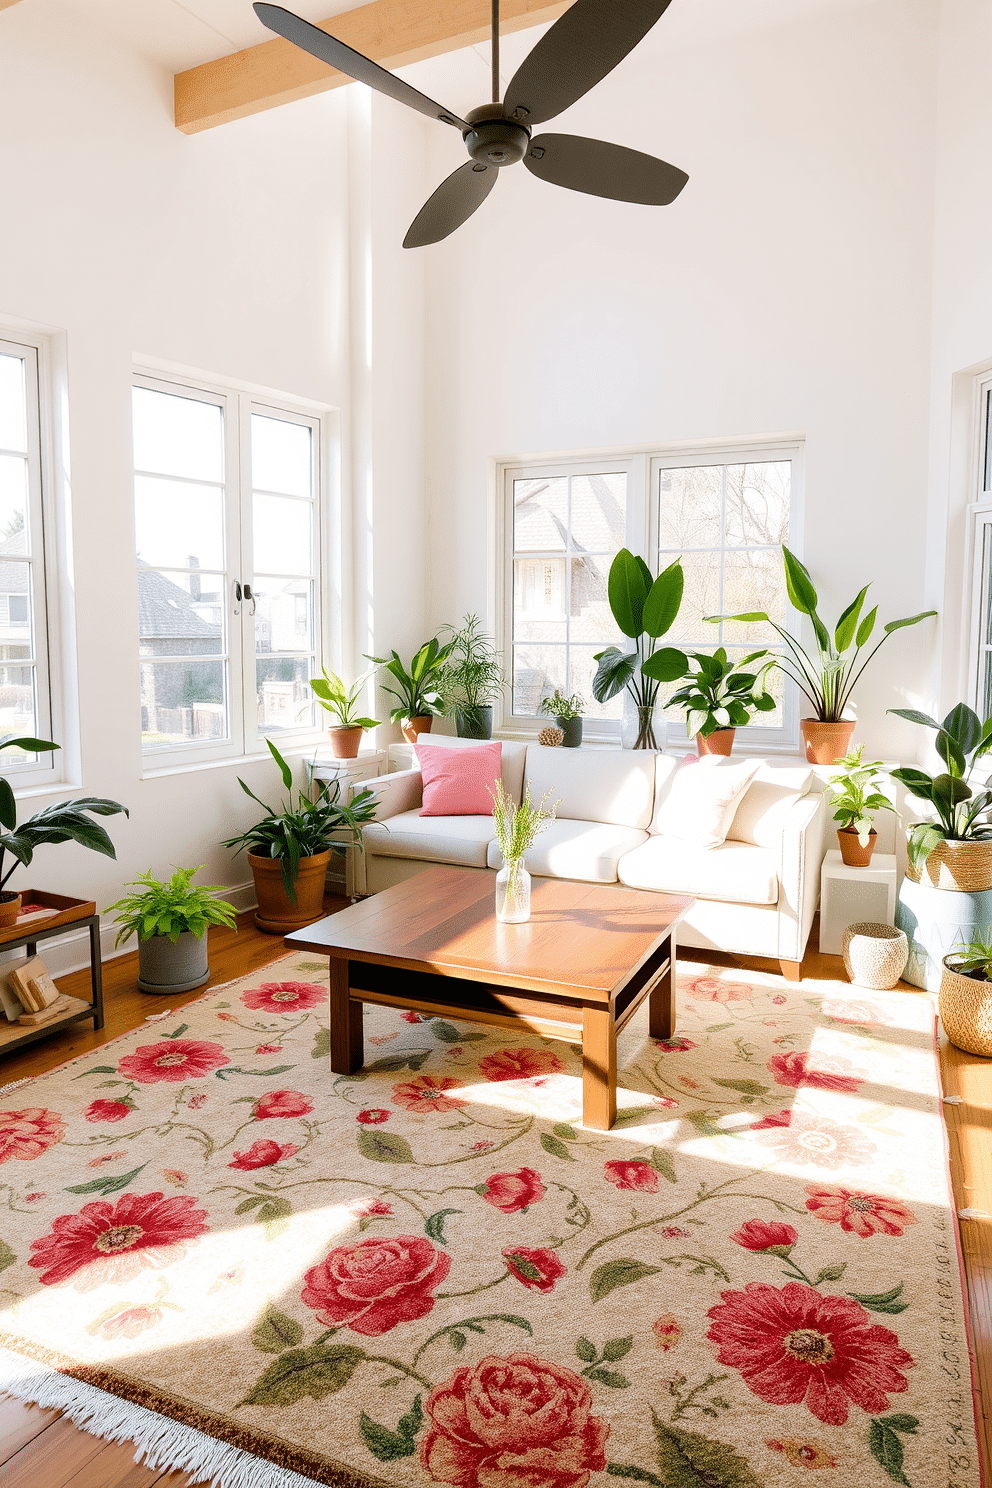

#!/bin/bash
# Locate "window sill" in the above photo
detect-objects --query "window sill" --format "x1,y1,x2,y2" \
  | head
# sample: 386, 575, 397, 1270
141, 741, 324, 781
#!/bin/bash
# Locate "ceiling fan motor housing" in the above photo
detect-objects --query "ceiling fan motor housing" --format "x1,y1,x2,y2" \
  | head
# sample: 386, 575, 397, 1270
463, 104, 531, 167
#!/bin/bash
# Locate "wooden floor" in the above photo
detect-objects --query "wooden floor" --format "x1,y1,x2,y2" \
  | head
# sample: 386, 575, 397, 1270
0, 912, 989, 1486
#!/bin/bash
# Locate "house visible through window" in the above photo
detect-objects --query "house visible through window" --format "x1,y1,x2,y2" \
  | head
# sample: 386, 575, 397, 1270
133, 372, 322, 761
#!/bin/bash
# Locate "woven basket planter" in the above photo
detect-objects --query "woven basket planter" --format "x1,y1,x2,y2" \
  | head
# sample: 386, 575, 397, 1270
905, 838, 992, 892
939, 958, 992, 1056
842, 922, 909, 991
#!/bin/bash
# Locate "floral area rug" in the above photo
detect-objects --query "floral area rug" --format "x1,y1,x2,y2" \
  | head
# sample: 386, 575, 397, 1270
0, 954, 982, 1488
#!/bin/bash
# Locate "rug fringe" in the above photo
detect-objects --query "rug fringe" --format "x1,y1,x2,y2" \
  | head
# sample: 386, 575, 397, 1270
0, 1346, 324, 1488
0, 1078, 32, 1097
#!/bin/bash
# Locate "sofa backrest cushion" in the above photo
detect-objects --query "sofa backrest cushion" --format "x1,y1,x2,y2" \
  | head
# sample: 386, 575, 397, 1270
404, 735, 526, 804
652, 755, 762, 848
417, 740, 502, 816
523, 745, 656, 829
727, 763, 814, 848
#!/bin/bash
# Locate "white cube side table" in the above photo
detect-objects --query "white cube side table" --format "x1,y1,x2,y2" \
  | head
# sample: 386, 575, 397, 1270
307, 750, 387, 898
819, 850, 897, 956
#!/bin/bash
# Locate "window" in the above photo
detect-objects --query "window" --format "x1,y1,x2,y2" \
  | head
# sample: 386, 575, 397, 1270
133, 371, 324, 762
967, 373, 992, 715
0, 337, 57, 781
498, 441, 801, 747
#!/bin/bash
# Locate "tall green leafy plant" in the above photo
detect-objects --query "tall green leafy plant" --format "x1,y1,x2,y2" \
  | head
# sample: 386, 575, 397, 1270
888, 704, 992, 871
705, 546, 936, 721
592, 550, 686, 748
369, 638, 454, 723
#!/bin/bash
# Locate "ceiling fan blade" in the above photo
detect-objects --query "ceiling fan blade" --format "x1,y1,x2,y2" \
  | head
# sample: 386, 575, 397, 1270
403, 163, 498, 249
253, 4, 469, 130
504, 0, 673, 127
524, 133, 687, 205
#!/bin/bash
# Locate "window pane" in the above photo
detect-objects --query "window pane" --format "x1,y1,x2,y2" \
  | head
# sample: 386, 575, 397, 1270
0, 455, 28, 551
513, 644, 565, 715
513, 477, 568, 552
140, 659, 228, 746
256, 656, 314, 732
570, 555, 622, 644
725, 462, 790, 546
568, 646, 623, 721
0, 354, 27, 453
133, 387, 223, 482
134, 476, 224, 570
254, 576, 313, 654
138, 569, 225, 649
984, 388, 991, 494
0, 662, 36, 745
570, 473, 626, 551
659, 466, 722, 549
513, 557, 566, 643
251, 415, 311, 498
663, 549, 722, 644
252, 493, 312, 575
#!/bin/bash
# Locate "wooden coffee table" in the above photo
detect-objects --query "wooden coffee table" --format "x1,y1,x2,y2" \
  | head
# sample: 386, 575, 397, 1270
285, 866, 692, 1130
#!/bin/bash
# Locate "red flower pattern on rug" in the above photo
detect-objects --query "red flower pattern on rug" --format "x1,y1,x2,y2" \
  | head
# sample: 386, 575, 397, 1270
706, 1281, 914, 1424
240, 981, 325, 1014
227, 1139, 299, 1170
301, 1235, 451, 1336
804, 1185, 918, 1239
477, 1168, 545, 1213
0, 1107, 66, 1163
28, 1191, 209, 1290
391, 1075, 467, 1113
753, 1111, 877, 1169
731, 1219, 798, 1252
768, 1050, 865, 1093
687, 977, 752, 1003
253, 1090, 313, 1120
502, 1247, 567, 1293
419, 1353, 609, 1488
604, 1160, 659, 1193
478, 1048, 567, 1082
84, 1099, 132, 1124
357, 1108, 390, 1124
118, 1039, 230, 1084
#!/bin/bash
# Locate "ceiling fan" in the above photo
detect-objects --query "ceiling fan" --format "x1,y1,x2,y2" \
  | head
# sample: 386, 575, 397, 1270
253, 0, 688, 248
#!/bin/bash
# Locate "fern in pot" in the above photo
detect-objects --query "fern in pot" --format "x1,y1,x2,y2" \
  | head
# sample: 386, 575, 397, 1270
489, 781, 557, 923
107, 866, 237, 994
438, 614, 506, 740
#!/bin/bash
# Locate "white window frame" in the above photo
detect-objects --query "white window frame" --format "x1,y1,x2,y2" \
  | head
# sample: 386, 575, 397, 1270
493, 436, 804, 752
0, 332, 65, 789
965, 368, 992, 714
133, 364, 334, 772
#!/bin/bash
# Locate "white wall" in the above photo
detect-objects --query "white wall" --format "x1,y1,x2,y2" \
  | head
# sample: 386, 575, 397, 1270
0, 0, 426, 962
414, 0, 942, 757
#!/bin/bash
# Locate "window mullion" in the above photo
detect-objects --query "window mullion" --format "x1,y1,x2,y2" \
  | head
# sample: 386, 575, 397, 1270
235, 390, 254, 757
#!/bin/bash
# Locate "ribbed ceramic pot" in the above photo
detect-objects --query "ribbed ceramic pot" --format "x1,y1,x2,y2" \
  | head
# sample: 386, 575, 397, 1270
800, 718, 855, 765
939, 958, 992, 1056
249, 850, 332, 935
138, 931, 210, 994
905, 838, 992, 893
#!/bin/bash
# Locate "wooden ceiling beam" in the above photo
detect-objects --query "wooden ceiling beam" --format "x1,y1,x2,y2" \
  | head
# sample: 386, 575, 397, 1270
175, 0, 569, 135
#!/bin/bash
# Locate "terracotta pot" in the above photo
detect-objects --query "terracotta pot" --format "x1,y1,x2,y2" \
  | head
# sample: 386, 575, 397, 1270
939, 957, 992, 1056
401, 716, 433, 744
801, 718, 856, 765
248, 850, 332, 935
0, 892, 21, 929
837, 827, 877, 868
905, 837, 992, 892
697, 728, 735, 757
328, 725, 364, 760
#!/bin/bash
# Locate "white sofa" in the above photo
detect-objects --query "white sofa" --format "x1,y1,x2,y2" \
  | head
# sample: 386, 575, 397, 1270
355, 738, 825, 979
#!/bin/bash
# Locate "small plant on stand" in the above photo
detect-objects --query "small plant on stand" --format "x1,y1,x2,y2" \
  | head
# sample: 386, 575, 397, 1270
438, 614, 506, 740
665, 648, 776, 755
540, 690, 584, 749
308, 665, 379, 760
107, 867, 238, 994
489, 781, 557, 924
826, 746, 896, 867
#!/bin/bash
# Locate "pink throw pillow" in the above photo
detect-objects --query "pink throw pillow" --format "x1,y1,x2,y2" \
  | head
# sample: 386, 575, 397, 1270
416, 741, 502, 816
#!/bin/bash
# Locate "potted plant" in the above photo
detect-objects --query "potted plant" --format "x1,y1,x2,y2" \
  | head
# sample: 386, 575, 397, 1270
888, 703, 992, 889
369, 637, 454, 743
438, 614, 505, 740
309, 665, 379, 760
106, 866, 237, 994
939, 935, 992, 1056
665, 648, 776, 755
539, 690, 584, 748
489, 780, 557, 923
592, 550, 687, 749
825, 745, 897, 866
0, 732, 128, 927
706, 547, 936, 764
223, 739, 377, 933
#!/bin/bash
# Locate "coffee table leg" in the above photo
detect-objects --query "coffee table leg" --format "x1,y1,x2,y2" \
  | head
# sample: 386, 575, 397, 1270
582, 1004, 617, 1131
649, 936, 675, 1041
329, 959, 364, 1074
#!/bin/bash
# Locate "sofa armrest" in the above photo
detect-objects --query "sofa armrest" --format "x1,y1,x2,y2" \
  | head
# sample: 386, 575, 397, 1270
778, 792, 826, 960
364, 767, 423, 822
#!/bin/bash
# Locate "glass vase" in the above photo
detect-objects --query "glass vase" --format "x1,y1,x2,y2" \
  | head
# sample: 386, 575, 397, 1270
621, 698, 666, 751
496, 858, 531, 923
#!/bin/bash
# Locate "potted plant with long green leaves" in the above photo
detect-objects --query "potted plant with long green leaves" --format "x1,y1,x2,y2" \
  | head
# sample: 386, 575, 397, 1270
369, 637, 454, 743
223, 739, 377, 933
0, 733, 128, 927
309, 665, 379, 760
539, 690, 584, 749
592, 550, 686, 750
438, 614, 505, 740
888, 704, 992, 890
705, 547, 936, 764
825, 745, 897, 867
665, 648, 776, 756
107, 866, 237, 994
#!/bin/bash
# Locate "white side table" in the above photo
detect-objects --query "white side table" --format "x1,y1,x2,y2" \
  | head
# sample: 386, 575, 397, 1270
819, 850, 897, 956
307, 750, 387, 898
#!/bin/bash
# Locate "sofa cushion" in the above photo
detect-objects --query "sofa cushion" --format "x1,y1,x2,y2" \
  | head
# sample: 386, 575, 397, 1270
363, 811, 495, 869
391, 736, 526, 805
488, 819, 649, 884
728, 764, 814, 848
416, 740, 501, 816
523, 746, 655, 829
618, 835, 779, 905
651, 756, 761, 848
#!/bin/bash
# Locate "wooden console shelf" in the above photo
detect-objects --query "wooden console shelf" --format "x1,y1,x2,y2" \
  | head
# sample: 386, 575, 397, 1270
0, 892, 103, 1060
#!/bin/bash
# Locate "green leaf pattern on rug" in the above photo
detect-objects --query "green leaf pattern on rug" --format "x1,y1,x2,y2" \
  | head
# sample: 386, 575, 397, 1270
241, 1343, 363, 1406
360, 1395, 423, 1461
650, 1413, 766, 1488
357, 1128, 414, 1164
0, 1238, 15, 1273
252, 1306, 304, 1353
868, 1413, 920, 1486
589, 1258, 662, 1302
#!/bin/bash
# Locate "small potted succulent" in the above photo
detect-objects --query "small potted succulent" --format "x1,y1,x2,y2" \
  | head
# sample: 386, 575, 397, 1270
826, 746, 897, 866
309, 665, 379, 760
888, 703, 992, 889
489, 780, 557, 923
940, 935, 992, 1056
107, 866, 238, 994
665, 648, 776, 755
369, 637, 454, 743
540, 690, 584, 748
438, 614, 506, 740
223, 739, 377, 933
